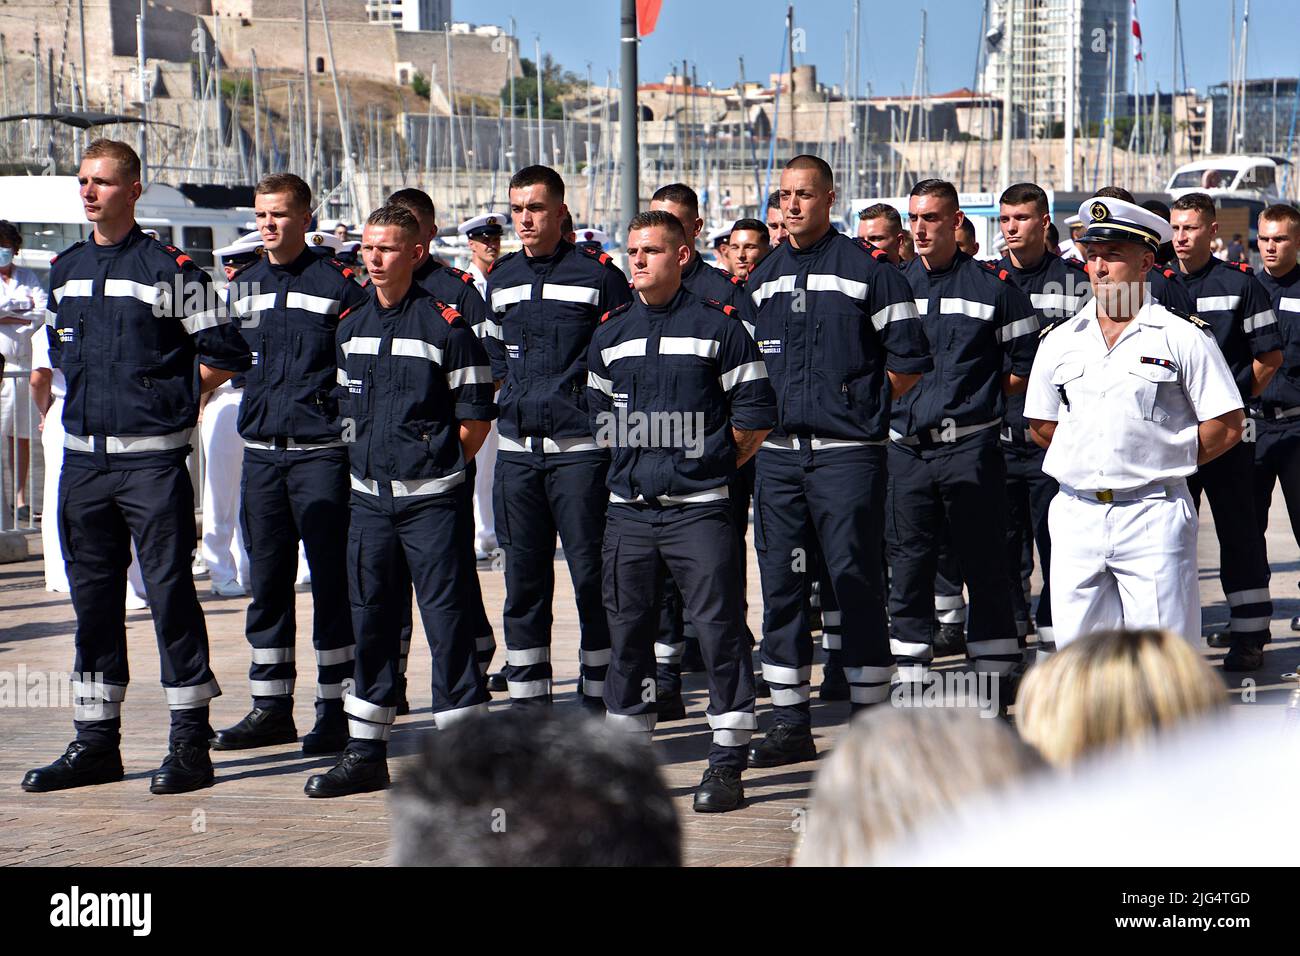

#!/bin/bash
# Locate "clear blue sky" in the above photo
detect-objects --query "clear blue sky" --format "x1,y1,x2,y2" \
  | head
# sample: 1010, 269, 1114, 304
459, 0, 1299, 97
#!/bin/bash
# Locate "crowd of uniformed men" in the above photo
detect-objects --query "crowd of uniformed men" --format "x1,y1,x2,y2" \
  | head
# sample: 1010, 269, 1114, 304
16, 135, 1300, 813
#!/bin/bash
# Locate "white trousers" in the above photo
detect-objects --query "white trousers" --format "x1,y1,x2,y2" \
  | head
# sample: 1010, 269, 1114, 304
1048, 483, 1201, 649
199, 383, 249, 588
473, 422, 498, 553
40, 397, 147, 601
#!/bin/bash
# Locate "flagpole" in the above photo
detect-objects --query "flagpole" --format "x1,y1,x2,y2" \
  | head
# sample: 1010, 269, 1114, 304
619, 0, 640, 235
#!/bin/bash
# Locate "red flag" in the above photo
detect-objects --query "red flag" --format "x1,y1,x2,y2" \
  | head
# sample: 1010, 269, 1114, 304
1131, 0, 1143, 61
637, 0, 663, 36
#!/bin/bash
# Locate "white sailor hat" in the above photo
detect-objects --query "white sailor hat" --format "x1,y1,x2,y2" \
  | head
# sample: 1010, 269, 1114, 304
1077, 196, 1173, 252
458, 212, 508, 238
707, 224, 734, 247
1065, 214, 1083, 228
214, 231, 265, 263
304, 230, 345, 254
575, 227, 609, 248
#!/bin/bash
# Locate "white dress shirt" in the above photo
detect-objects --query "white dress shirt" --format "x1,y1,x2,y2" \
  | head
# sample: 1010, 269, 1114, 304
1024, 292, 1242, 492
0, 265, 48, 369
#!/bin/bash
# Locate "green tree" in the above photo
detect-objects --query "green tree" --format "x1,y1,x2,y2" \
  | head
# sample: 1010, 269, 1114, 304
411, 71, 430, 101
500, 55, 581, 120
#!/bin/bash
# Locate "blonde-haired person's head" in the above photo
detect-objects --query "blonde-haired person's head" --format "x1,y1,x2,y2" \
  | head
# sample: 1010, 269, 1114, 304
794, 706, 1044, 866
1016, 628, 1226, 768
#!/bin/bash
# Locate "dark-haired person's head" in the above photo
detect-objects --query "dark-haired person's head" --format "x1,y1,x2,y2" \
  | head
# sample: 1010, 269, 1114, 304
1095, 185, 1137, 204
386, 188, 438, 257
908, 178, 962, 267
0, 219, 20, 274
1047, 222, 1060, 250
509, 165, 568, 256
1141, 199, 1176, 264
650, 182, 703, 255
1170, 192, 1218, 270
78, 139, 143, 232
255, 173, 313, 262
627, 210, 689, 305
728, 217, 770, 280
857, 203, 904, 262
1258, 203, 1300, 277
765, 191, 787, 246
780, 155, 835, 247
560, 211, 576, 243
390, 710, 681, 866
957, 217, 979, 257
362, 204, 424, 302
999, 182, 1049, 263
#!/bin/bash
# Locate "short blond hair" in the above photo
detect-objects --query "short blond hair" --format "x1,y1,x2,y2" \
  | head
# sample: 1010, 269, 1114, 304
1016, 628, 1226, 768
82, 138, 141, 182
794, 707, 1044, 866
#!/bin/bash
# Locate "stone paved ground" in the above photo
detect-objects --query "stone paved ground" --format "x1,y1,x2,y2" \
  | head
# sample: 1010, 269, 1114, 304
1, 491, 1298, 867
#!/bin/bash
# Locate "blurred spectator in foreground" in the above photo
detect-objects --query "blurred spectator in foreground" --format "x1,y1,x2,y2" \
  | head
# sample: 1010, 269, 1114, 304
794, 707, 1044, 866
1016, 628, 1226, 769
878, 713, 1295, 866
390, 709, 681, 866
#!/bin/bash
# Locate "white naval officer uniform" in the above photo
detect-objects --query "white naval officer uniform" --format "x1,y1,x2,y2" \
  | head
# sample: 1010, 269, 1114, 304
459, 212, 508, 557
199, 232, 265, 595
1025, 292, 1242, 648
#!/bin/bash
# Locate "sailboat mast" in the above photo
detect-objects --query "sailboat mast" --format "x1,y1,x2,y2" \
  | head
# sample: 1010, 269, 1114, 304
302, 0, 312, 189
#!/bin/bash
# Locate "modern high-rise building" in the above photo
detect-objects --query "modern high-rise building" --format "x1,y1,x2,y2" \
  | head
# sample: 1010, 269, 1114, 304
980, 0, 1130, 137
365, 0, 452, 32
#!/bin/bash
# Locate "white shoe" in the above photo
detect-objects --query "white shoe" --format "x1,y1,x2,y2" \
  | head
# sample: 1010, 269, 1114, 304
125, 593, 149, 610
211, 581, 247, 598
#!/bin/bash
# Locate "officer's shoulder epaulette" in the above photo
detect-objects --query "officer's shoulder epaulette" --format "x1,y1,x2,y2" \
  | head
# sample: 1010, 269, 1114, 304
702, 298, 738, 318
431, 299, 463, 324
979, 259, 1012, 282
50, 238, 87, 266
1234, 261, 1254, 274
323, 257, 356, 281
228, 259, 257, 281
339, 303, 359, 321
1039, 319, 1066, 339
578, 244, 615, 268
854, 237, 890, 264
727, 273, 743, 286
600, 301, 633, 323
1164, 303, 1211, 330
359, 276, 372, 289
445, 264, 475, 285
159, 241, 198, 271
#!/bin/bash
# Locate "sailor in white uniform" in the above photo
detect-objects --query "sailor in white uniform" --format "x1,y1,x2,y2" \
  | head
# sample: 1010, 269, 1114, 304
198, 232, 264, 597
1025, 197, 1245, 648
457, 212, 508, 558
1058, 215, 1086, 262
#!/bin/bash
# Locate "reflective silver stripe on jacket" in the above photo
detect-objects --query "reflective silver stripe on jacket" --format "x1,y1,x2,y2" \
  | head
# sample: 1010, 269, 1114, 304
64, 429, 192, 453
497, 434, 603, 454
761, 434, 886, 451
349, 470, 467, 497
608, 486, 730, 506
243, 438, 347, 451
889, 418, 1000, 446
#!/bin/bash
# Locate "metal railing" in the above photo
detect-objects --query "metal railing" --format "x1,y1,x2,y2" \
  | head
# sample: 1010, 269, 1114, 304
1, 369, 207, 540
1, 369, 42, 533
